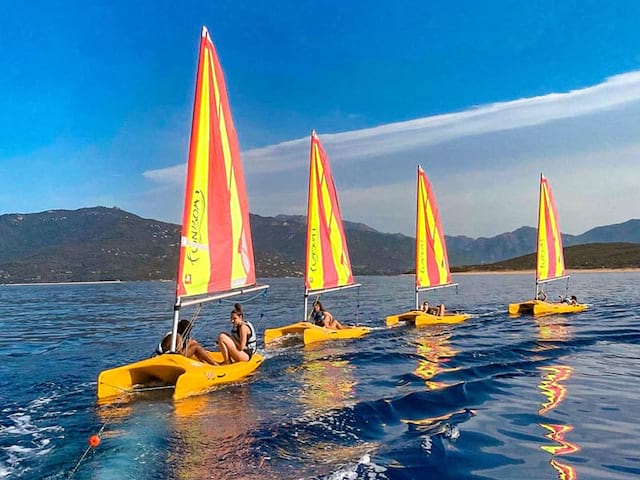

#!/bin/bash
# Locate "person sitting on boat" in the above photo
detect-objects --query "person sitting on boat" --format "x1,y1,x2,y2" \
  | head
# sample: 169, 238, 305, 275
157, 320, 219, 365
537, 290, 548, 301
156, 319, 191, 354
420, 300, 445, 316
311, 301, 346, 330
217, 304, 257, 364
557, 294, 578, 305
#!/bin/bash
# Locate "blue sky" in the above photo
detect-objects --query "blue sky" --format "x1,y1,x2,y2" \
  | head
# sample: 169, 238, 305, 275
1, 1, 640, 237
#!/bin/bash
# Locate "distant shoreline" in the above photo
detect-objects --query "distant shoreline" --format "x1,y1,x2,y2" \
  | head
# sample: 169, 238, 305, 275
1, 280, 124, 287
2, 269, 639, 286
452, 268, 640, 275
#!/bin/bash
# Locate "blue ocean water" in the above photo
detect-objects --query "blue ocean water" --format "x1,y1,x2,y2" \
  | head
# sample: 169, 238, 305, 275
1, 273, 639, 479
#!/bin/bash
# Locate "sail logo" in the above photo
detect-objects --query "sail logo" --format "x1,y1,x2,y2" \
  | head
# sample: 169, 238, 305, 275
308, 227, 320, 281
187, 189, 206, 265
538, 238, 548, 272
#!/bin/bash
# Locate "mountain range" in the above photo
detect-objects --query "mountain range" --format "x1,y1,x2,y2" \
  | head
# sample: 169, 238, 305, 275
0, 207, 638, 283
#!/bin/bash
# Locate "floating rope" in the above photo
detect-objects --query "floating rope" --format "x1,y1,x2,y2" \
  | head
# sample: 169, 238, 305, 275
67, 405, 112, 478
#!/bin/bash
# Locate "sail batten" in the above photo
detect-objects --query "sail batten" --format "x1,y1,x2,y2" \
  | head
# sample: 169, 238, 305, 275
415, 166, 452, 290
536, 174, 566, 283
176, 26, 256, 299
304, 131, 355, 292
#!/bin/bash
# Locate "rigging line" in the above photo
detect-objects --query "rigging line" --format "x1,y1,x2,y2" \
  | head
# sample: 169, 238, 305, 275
252, 289, 269, 331
217, 288, 269, 305
308, 294, 321, 321
188, 303, 206, 338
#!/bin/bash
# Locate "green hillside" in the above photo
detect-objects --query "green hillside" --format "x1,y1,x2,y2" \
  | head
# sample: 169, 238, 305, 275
453, 243, 640, 272
1, 207, 639, 284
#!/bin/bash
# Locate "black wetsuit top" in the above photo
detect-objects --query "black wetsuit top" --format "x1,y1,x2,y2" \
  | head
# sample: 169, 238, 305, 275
311, 310, 324, 327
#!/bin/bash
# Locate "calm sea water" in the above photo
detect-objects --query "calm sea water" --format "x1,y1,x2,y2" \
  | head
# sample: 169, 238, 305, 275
1, 273, 639, 479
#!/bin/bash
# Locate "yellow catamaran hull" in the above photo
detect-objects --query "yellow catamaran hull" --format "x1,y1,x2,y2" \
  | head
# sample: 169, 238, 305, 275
508, 300, 588, 316
386, 310, 471, 327
97, 351, 263, 401
264, 321, 370, 345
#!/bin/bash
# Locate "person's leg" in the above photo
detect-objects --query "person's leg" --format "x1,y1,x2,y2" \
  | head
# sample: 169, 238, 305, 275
217, 332, 250, 363
228, 346, 250, 363
333, 318, 345, 329
185, 339, 219, 365
218, 332, 232, 364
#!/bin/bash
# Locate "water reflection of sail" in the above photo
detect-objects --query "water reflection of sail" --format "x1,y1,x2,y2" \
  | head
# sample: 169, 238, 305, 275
400, 328, 470, 440
414, 328, 458, 391
538, 365, 572, 415
283, 347, 376, 474
170, 386, 275, 480
293, 346, 356, 414
536, 319, 580, 479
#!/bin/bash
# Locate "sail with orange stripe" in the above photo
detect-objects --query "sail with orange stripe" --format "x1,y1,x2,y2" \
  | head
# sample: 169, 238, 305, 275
176, 26, 258, 301
304, 131, 355, 293
415, 165, 453, 291
536, 174, 566, 283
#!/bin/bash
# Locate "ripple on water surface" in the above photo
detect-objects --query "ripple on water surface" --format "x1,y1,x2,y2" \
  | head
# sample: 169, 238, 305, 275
0, 273, 639, 479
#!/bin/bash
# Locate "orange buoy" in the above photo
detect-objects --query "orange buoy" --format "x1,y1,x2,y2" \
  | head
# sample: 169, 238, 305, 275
88, 434, 101, 448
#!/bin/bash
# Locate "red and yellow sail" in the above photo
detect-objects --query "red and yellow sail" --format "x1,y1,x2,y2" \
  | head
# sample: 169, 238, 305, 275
537, 175, 566, 283
305, 131, 354, 291
416, 166, 452, 289
176, 26, 256, 298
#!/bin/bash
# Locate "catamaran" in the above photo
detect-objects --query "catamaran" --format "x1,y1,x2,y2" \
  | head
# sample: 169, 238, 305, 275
508, 174, 587, 316
97, 26, 268, 401
264, 131, 369, 345
386, 166, 470, 326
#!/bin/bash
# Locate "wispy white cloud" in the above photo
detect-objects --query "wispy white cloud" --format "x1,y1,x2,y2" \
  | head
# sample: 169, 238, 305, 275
143, 163, 185, 185
142, 71, 640, 237
238, 71, 640, 173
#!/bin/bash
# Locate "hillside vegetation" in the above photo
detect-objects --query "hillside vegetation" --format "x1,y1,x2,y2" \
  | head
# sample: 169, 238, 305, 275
1, 207, 639, 284
452, 243, 640, 272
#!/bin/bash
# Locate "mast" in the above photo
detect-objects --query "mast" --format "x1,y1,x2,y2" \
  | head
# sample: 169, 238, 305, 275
535, 173, 543, 300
